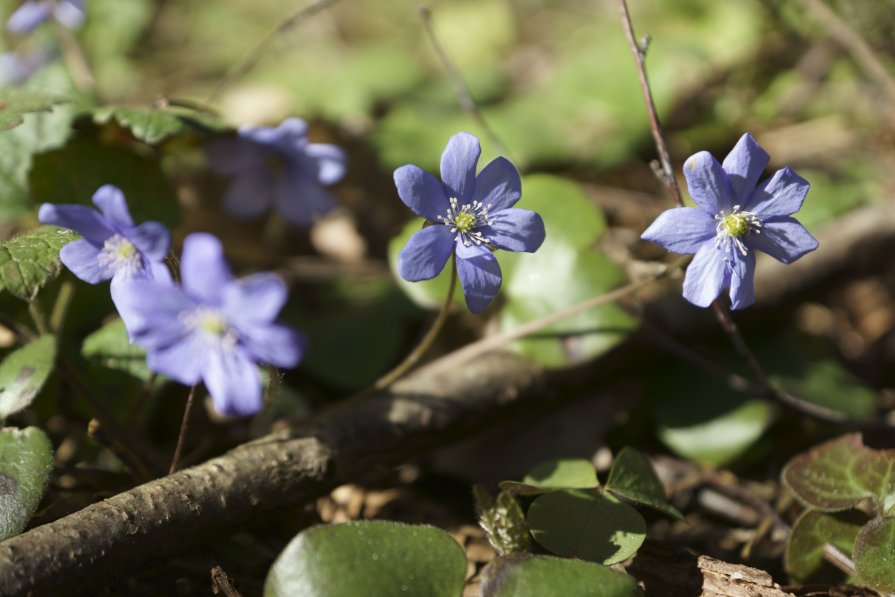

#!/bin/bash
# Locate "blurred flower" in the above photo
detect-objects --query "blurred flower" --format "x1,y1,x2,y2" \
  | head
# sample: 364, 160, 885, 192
6, 0, 85, 35
205, 117, 346, 227
641, 133, 818, 309
394, 132, 545, 314
115, 233, 305, 416
0, 49, 51, 85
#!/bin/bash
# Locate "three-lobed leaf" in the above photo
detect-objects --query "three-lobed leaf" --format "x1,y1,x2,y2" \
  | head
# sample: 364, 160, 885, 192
0, 226, 78, 301
782, 434, 895, 513
853, 516, 895, 593
0, 336, 56, 419
0, 427, 54, 541
605, 448, 683, 520
93, 105, 226, 145
0, 90, 64, 132
785, 509, 866, 583
527, 489, 646, 565
481, 554, 643, 597
474, 485, 531, 555
82, 319, 152, 381
264, 521, 467, 597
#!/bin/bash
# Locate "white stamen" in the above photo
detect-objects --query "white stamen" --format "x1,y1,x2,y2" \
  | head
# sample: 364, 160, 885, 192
437, 197, 494, 247
97, 234, 142, 279
714, 205, 762, 256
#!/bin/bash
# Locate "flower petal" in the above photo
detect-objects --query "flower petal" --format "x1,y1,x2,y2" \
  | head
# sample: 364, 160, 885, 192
203, 348, 262, 416
53, 0, 85, 28
91, 185, 134, 230
744, 167, 810, 218
394, 164, 451, 221
180, 233, 232, 305
6, 1, 52, 34
728, 250, 756, 310
470, 157, 521, 212
60, 239, 108, 283
721, 133, 769, 204
274, 170, 337, 227
747, 217, 818, 264
222, 273, 288, 323
222, 171, 275, 218
145, 333, 206, 385
205, 137, 269, 174
128, 221, 170, 261
305, 143, 347, 185
683, 151, 735, 214
483, 208, 545, 253
641, 207, 716, 254
38, 203, 112, 245
237, 323, 305, 368
440, 132, 480, 203
682, 242, 728, 308
397, 224, 455, 282
112, 281, 194, 346
456, 243, 502, 314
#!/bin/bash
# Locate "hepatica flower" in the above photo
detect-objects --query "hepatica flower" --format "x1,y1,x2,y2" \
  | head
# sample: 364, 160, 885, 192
205, 117, 346, 227
395, 132, 545, 314
6, 0, 85, 35
0, 49, 50, 85
116, 233, 304, 416
38, 185, 171, 288
642, 133, 818, 309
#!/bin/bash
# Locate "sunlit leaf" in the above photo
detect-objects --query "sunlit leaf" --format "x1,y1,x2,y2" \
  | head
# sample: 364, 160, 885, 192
474, 485, 531, 555
0, 336, 56, 419
481, 554, 643, 597
854, 516, 895, 593
0, 427, 53, 540
0, 227, 78, 301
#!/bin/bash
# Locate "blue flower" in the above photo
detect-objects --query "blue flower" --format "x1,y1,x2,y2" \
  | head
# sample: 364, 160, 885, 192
6, 0, 85, 35
38, 185, 171, 288
641, 133, 819, 309
394, 132, 546, 314
0, 49, 50, 85
115, 233, 305, 416
205, 117, 347, 227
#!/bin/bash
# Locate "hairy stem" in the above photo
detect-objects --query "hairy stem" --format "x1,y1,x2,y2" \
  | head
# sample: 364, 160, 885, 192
169, 385, 198, 475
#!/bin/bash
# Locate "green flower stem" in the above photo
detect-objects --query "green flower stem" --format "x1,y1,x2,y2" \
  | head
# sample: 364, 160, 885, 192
27, 300, 49, 336
53, 23, 95, 93
169, 385, 198, 476
373, 257, 458, 390
49, 279, 75, 335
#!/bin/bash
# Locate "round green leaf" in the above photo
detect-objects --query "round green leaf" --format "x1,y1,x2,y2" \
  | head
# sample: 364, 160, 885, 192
264, 521, 467, 597
0, 336, 56, 419
527, 490, 646, 565
605, 448, 683, 520
82, 320, 152, 381
481, 555, 643, 597
782, 434, 895, 513
522, 458, 599, 490
0, 427, 54, 540
785, 509, 866, 583
854, 516, 895, 593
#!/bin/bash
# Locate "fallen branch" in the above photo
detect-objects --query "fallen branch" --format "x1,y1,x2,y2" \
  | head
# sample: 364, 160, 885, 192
0, 352, 545, 596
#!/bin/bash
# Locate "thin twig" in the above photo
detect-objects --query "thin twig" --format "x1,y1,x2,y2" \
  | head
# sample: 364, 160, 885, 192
418, 5, 511, 158
822, 543, 857, 577
374, 258, 458, 389
618, 0, 683, 206
169, 385, 198, 475
206, 0, 341, 104
211, 564, 242, 597
418, 256, 687, 377
796, 0, 895, 107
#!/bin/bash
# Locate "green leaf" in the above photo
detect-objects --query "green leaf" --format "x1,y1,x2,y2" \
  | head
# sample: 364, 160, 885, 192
0, 427, 54, 540
605, 448, 683, 520
264, 521, 467, 597
785, 510, 866, 583
0, 226, 78, 301
0, 336, 56, 419
527, 490, 646, 565
481, 554, 643, 597
653, 366, 775, 467
82, 320, 152, 381
29, 133, 180, 228
474, 485, 531, 555
0, 90, 64, 132
773, 359, 877, 421
522, 458, 599, 490
93, 105, 226, 144
499, 175, 636, 367
782, 434, 895, 512
854, 516, 895, 593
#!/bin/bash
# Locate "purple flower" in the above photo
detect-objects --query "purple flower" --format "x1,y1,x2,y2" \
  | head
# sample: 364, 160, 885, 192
205, 117, 346, 227
0, 49, 51, 85
6, 0, 85, 35
38, 185, 171, 288
641, 133, 819, 310
394, 132, 546, 314
115, 233, 305, 416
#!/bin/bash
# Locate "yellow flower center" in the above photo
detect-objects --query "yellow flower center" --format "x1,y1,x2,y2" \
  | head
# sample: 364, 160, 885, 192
721, 213, 750, 237
199, 313, 229, 337
454, 211, 476, 232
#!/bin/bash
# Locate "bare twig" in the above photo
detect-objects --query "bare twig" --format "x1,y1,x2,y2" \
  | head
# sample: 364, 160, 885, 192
617, 0, 683, 207
418, 5, 511, 158
169, 385, 199, 475
206, 0, 341, 104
